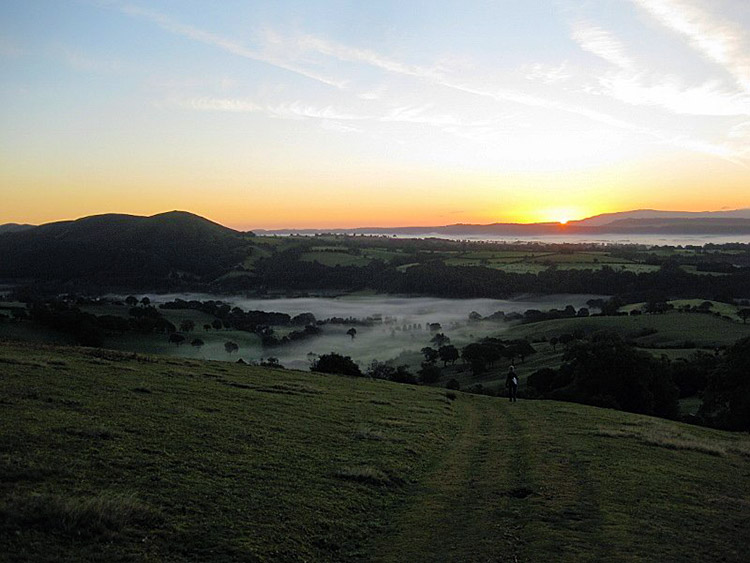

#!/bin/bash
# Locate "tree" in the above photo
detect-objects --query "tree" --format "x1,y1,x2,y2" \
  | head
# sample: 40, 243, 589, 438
346, 327, 357, 340
390, 365, 416, 384
125, 295, 138, 307
438, 345, 459, 367
421, 346, 439, 364
212, 319, 223, 330
446, 378, 461, 390
430, 333, 450, 348
291, 312, 316, 326
554, 333, 679, 418
367, 360, 395, 380
224, 341, 239, 354
311, 353, 362, 376
190, 338, 204, 348
699, 337, 750, 430
203, 324, 212, 331
260, 357, 282, 368
140, 296, 151, 307
549, 336, 559, 351
738, 309, 750, 324
180, 319, 195, 332
169, 333, 185, 345
504, 339, 536, 363
461, 343, 486, 375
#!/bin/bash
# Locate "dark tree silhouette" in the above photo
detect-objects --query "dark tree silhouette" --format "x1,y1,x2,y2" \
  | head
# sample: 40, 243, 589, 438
431, 333, 450, 348
169, 333, 185, 345
346, 327, 357, 340
311, 352, 362, 376
438, 344, 459, 367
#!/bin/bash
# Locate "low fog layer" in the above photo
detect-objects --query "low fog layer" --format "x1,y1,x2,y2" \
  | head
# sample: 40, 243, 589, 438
135, 293, 603, 370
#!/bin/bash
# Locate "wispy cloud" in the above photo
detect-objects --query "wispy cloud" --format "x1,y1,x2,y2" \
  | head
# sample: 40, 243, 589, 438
116, 3, 347, 88
571, 21, 634, 69
630, 0, 750, 92
568, 15, 750, 118
525, 61, 572, 84
602, 74, 750, 116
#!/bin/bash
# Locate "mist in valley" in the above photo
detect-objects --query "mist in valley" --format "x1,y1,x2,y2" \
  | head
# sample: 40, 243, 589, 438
128, 293, 604, 371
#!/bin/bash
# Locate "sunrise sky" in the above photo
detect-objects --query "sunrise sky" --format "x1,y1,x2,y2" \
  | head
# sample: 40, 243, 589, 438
1, 0, 749, 229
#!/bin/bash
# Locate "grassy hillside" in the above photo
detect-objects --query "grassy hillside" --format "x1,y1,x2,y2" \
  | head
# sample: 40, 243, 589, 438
1, 341, 749, 562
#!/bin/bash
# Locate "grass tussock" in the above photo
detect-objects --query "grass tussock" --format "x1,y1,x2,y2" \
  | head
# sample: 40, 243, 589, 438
0, 492, 158, 536
594, 426, 727, 457
354, 425, 386, 441
334, 465, 395, 486
369, 399, 392, 405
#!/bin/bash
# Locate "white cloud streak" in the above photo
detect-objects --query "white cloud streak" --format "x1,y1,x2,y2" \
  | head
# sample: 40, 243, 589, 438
630, 0, 750, 92
117, 3, 347, 88
571, 21, 634, 69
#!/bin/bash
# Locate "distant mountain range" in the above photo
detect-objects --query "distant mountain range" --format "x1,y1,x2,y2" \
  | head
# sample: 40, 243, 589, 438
253, 208, 750, 236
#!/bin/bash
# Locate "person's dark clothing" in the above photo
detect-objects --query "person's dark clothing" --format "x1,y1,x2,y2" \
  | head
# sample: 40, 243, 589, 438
506, 370, 518, 402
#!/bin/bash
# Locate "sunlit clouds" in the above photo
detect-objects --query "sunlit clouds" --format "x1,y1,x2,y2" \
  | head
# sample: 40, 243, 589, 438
0, 0, 748, 228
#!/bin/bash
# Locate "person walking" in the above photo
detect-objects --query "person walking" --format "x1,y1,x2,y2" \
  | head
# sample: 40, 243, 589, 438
506, 365, 518, 402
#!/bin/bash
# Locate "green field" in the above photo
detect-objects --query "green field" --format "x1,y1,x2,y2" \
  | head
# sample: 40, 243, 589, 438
2, 340, 748, 562
505, 311, 750, 348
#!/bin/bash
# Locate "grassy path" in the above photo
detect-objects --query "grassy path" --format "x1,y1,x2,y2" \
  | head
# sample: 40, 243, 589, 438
374, 396, 750, 562
375, 395, 527, 562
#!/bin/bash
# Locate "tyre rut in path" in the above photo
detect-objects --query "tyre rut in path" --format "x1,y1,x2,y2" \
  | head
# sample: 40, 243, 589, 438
374, 396, 532, 562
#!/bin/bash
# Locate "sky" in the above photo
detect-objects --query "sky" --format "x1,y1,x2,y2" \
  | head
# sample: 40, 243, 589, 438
1, 0, 749, 229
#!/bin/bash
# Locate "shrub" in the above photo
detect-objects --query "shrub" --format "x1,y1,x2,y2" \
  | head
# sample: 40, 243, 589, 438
311, 353, 362, 376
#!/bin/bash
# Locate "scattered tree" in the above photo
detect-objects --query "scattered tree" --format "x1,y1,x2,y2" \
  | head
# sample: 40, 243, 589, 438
346, 327, 357, 340
421, 346, 439, 364
438, 344, 459, 367
169, 333, 185, 345
224, 341, 239, 354
430, 333, 450, 348
180, 319, 195, 332
311, 352, 362, 376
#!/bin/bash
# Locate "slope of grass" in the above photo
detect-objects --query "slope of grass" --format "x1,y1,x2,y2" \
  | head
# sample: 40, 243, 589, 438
2, 340, 749, 562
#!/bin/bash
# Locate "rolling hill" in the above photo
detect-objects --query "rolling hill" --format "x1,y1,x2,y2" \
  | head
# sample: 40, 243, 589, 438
0, 211, 253, 284
1, 340, 748, 561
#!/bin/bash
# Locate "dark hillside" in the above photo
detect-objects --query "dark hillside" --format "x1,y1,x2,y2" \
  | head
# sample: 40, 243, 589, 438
0, 211, 252, 284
